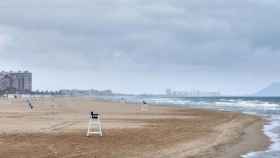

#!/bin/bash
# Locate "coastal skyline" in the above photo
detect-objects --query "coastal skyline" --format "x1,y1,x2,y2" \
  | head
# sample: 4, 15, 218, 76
1, 0, 280, 95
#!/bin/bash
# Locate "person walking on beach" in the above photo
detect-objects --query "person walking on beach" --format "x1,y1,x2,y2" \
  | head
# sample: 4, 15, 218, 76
27, 98, 33, 109
142, 100, 147, 104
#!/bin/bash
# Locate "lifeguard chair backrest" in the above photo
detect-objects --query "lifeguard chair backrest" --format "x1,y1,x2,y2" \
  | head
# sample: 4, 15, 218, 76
90, 112, 99, 119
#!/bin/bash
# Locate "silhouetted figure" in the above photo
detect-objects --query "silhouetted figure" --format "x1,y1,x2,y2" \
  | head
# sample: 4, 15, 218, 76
27, 99, 33, 109
142, 100, 147, 104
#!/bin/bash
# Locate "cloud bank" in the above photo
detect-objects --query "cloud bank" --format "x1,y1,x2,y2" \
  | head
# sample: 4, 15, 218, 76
0, 0, 280, 94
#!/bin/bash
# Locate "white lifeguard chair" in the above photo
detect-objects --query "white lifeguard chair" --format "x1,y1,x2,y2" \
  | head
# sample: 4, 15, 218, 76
87, 112, 103, 137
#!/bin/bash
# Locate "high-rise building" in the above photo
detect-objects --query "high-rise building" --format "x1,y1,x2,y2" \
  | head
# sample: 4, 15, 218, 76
0, 71, 32, 94
165, 89, 221, 97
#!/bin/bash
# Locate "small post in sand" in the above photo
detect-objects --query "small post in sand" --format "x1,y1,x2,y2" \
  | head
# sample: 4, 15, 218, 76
87, 112, 103, 137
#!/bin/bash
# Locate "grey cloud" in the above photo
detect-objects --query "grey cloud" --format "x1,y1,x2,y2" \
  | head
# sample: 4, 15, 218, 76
1, 0, 280, 94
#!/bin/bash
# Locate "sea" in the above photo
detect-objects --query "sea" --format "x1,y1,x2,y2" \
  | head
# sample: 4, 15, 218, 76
96, 95, 280, 158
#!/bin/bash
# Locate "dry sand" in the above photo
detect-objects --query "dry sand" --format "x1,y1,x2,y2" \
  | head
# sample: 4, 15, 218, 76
0, 97, 270, 158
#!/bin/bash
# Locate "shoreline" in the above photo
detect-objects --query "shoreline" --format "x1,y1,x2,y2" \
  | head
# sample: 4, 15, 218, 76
102, 98, 272, 157
0, 97, 271, 158
217, 116, 271, 158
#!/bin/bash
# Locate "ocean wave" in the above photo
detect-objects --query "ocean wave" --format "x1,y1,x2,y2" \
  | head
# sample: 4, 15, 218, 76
215, 101, 280, 109
148, 98, 280, 109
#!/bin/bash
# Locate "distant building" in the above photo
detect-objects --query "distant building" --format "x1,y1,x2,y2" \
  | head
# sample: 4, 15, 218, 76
0, 71, 32, 94
165, 89, 220, 97
59, 89, 113, 96
166, 89, 172, 96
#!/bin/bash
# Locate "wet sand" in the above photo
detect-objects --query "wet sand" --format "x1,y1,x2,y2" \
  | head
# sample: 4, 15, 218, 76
0, 97, 270, 158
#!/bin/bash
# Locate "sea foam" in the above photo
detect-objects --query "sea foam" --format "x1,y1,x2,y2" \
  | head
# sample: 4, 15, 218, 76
242, 115, 280, 158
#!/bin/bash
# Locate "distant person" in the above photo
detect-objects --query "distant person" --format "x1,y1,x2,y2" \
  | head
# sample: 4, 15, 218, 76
142, 100, 147, 104
121, 97, 127, 103
27, 99, 33, 109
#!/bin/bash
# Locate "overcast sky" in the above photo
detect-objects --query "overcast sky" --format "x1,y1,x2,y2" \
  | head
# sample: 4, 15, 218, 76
0, 0, 280, 95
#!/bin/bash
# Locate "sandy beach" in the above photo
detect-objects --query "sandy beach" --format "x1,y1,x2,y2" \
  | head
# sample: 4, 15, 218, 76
0, 97, 270, 158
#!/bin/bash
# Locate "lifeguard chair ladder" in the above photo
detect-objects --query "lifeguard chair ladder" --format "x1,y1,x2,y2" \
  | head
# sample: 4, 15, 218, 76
87, 112, 103, 136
